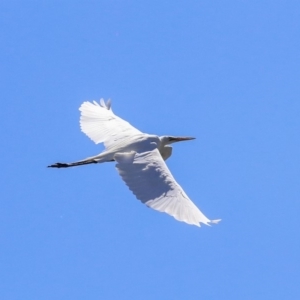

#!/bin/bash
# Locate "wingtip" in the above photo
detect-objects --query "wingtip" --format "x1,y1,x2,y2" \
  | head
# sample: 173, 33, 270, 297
210, 219, 221, 224
106, 99, 112, 110
99, 98, 112, 110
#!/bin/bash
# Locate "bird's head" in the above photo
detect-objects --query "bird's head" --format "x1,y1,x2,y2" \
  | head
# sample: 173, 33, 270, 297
160, 136, 195, 146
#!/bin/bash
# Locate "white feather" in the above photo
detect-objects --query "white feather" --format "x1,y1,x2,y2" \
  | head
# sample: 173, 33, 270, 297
115, 149, 219, 227
79, 99, 141, 149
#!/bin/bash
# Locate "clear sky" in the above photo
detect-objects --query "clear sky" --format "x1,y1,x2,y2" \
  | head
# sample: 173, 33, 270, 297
1, 1, 299, 299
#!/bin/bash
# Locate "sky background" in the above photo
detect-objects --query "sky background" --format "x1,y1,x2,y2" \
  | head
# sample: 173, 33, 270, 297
1, 1, 300, 299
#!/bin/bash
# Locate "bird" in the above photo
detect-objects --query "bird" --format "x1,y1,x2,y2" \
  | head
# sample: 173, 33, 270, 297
48, 99, 221, 227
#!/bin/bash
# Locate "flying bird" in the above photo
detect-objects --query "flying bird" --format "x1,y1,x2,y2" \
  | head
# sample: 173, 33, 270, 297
48, 99, 221, 227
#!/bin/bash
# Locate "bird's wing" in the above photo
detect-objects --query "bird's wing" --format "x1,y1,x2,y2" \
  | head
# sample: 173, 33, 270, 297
114, 149, 220, 227
79, 99, 142, 149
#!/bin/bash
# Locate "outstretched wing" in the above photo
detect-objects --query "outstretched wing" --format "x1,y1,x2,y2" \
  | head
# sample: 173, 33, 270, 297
114, 149, 220, 227
79, 99, 142, 149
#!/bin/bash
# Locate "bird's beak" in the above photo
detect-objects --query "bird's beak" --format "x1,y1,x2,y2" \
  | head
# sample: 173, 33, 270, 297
169, 136, 196, 142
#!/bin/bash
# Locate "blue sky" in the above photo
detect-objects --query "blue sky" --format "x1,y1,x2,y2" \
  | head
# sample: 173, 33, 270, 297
1, 1, 300, 299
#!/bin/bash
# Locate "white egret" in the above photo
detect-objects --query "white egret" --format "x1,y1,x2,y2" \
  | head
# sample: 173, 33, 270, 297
49, 99, 221, 227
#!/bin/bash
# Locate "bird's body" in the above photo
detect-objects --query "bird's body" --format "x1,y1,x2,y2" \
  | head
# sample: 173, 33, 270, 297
49, 99, 220, 227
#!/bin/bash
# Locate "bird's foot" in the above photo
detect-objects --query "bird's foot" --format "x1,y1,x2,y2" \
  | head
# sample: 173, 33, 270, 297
47, 162, 69, 168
